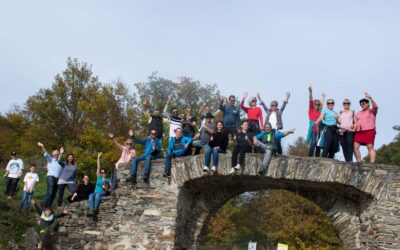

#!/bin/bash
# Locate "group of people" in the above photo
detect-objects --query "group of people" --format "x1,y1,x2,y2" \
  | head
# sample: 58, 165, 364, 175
307, 86, 378, 163
3, 88, 379, 236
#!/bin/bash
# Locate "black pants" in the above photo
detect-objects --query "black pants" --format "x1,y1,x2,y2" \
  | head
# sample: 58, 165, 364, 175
232, 145, 251, 167
340, 131, 354, 162
322, 125, 339, 159
271, 129, 283, 155
5, 177, 19, 197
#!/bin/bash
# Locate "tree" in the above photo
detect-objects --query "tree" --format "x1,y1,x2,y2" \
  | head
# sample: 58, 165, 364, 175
287, 136, 309, 157
373, 126, 400, 165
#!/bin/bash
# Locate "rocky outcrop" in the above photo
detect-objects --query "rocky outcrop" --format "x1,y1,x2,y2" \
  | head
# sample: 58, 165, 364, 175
58, 154, 400, 249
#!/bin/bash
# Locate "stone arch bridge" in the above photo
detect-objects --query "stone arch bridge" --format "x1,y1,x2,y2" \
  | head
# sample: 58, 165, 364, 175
60, 154, 400, 249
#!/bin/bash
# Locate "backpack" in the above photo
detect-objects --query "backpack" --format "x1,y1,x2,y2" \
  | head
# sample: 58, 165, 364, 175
102, 180, 112, 196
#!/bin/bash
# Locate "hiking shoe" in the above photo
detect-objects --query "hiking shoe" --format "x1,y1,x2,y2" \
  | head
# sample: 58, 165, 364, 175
93, 209, 99, 216
127, 175, 137, 184
233, 164, 240, 170
87, 209, 94, 217
203, 166, 209, 172
163, 173, 171, 178
211, 166, 216, 172
143, 177, 149, 184
228, 168, 236, 174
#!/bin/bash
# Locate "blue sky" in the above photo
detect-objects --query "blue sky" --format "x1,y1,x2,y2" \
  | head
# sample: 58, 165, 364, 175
0, 1, 399, 157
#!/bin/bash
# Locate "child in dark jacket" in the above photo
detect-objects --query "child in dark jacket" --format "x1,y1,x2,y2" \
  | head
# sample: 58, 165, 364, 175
31, 199, 68, 249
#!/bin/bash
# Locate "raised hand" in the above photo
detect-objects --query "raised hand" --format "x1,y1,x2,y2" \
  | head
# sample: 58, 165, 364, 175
166, 97, 171, 105
288, 128, 296, 134
142, 99, 149, 106
128, 129, 134, 136
220, 95, 225, 101
108, 132, 114, 139
97, 152, 103, 158
242, 92, 248, 99
256, 92, 261, 100
364, 92, 371, 99
286, 92, 291, 99
37, 142, 44, 147
59, 147, 65, 154
308, 84, 312, 92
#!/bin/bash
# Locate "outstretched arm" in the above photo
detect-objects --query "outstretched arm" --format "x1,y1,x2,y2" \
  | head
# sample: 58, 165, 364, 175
37, 142, 47, 153
198, 103, 206, 116
109, 133, 124, 150
96, 152, 102, 177
321, 93, 326, 109
163, 97, 171, 119
308, 85, 313, 100
365, 92, 378, 111
240, 92, 249, 112
257, 92, 268, 112
283, 128, 295, 137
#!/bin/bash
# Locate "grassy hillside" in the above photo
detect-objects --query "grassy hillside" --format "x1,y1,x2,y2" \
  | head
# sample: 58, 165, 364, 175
0, 168, 47, 249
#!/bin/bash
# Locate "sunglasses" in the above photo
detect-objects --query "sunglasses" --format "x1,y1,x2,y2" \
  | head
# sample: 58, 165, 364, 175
126, 143, 132, 145
100, 171, 105, 174
327, 102, 335, 105
229, 99, 235, 101
271, 104, 277, 107
314, 103, 320, 106
343, 102, 350, 105
150, 132, 157, 135
360, 102, 368, 106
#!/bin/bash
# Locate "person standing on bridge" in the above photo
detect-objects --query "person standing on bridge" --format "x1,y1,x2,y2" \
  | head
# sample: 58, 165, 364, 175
354, 92, 378, 164
229, 120, 253, 174
338, 99, 356, 162
37, 142, 63, 209
128, 129, 162, 184
163, 97, 183, 139
253, 123, 295, 175
241, 92, 263, 141
219, 95, 240, 139
258, 91, 291, 155
315, 99, 340, 159
164, 128, 192, 178
307, 85, 326, 157
56, 148, 78, 209
204, 121, 229, 173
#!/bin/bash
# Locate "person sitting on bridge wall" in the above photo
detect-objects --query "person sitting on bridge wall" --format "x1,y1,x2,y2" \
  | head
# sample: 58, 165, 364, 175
254, 123, 295, 175
128, 129, 162, 184
229, 120, 253, 174
87, 152, 111, 217
109, 132, 136, 191
354, 92, 378, 164
193, 112, 215, 155
204, 121, 229, 173
67, 174, 94, 203
164, 128, 192, 178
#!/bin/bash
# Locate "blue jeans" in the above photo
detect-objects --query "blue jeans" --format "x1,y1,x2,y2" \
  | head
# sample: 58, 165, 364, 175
204, 147, 226, 168
130, 155, 154, 177
88, 192, 104, 209
164, 152, 184, 176
308, 131, 321, 157
43, 176, 58, 208
271, 129, 283, 155
19, 191, 34, 211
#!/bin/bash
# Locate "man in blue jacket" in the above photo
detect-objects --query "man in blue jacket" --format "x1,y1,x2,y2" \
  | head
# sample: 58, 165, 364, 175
164, 128, 192, 178
129, 129, 162, 184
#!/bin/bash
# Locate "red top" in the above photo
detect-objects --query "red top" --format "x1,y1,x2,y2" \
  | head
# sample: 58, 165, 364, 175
308, 100, 320, 132
241, 100, 263, 127
356, 104, 378, 131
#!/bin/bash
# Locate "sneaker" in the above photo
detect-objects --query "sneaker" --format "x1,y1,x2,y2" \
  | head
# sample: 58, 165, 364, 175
93, 209, 99, 216
143, 177, 149, 184
163, 173, 171, 178
7, 196, 11, 199
233, 164, 240, 170
211, 166, 216, 172
228, 168, 236, 174
203, 166, 209, 172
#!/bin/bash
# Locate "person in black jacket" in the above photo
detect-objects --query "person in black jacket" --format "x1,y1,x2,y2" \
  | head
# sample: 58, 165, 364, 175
31, 199, 68, 249
67, 175, 94, 203
203, 121, 229, 173
229, 120, 253, 174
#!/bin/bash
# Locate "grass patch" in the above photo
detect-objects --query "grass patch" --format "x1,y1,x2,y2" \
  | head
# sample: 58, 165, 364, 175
0, 167, 48, 249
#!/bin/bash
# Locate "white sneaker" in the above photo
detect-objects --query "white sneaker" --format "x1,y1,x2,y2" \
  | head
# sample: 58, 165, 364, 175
203, 166, 209, 172
234, 164, 240, 170
228, 168, 235, 174
211, 166, 216, 172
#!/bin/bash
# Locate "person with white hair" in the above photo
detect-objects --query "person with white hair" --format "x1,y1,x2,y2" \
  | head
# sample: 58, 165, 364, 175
37, 142, 63, 209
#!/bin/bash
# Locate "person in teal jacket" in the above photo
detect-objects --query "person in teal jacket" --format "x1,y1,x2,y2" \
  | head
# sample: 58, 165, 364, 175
253, 123, 295, 175
128, 129, 162, 184
164, 128, 192, 177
